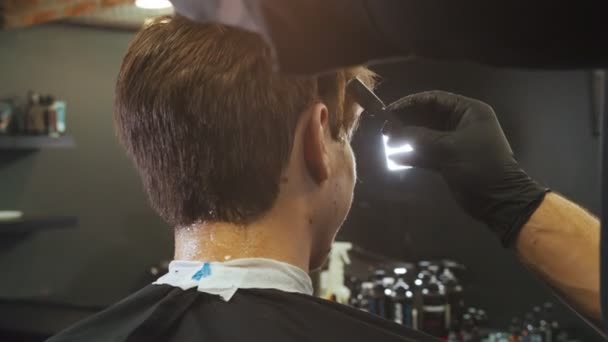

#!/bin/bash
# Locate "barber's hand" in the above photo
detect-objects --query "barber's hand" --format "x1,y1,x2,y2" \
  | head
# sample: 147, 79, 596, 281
382, 91, 549, 247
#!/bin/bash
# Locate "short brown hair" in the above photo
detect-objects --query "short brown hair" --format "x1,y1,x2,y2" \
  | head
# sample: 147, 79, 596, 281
115, 16, 376, 226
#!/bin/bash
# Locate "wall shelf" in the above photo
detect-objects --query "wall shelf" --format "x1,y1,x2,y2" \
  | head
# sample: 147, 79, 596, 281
0, 135, 75, 150
0, 216, 78, 235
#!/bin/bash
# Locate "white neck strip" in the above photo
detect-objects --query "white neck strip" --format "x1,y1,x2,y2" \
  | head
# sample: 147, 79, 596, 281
153, 258, 313, 301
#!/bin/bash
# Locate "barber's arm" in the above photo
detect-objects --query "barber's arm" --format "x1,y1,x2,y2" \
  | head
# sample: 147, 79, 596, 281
382, 91, 600, 322
517, 192, 600, 321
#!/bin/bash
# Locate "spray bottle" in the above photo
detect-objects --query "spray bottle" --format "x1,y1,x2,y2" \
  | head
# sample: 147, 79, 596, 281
320, 242, 353, 304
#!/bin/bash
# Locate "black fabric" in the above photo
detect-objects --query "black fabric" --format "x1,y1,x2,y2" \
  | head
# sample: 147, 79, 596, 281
259, 0, 396, 74
382, 91, 549, 247
256, 1, 608, 74
47, 285, 437, 342
365, 1, 607, 70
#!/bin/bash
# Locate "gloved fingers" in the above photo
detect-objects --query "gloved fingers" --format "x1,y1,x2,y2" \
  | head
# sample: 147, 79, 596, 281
383, 123, 451, 154
385, 90, 491, 130
387, 90, 461, 109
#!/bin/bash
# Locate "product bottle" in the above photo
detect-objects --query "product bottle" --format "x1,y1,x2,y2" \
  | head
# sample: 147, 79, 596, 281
359, 281, 374, 313
413, 270, 432, 330
43, 95, 57, 135
420, 276, 448, 337
440, 268, 464, 328
442, 259, 467, 281
446, 320, 462, 342
540, 302, 554, 342
391, 272, 414, 327
509, 317, 522, 342
418, 260, 432, 271
393, 263, 416, 285
537, 320, 551, 342
550, 320, 567, 342
522, 312, 543, 342
475, 309, 489, 340
53, 100, 67, 135
416, 270, 433, 287
25, 91, 42, 134
370, 270, 389, 318
346, 276, 361, 308
461, 313, 476, 342
418, 260, 442, 275
382, 276, 396, 320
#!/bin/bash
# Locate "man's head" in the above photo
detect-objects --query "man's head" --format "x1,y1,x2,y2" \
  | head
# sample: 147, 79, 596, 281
115, 16, 375, 269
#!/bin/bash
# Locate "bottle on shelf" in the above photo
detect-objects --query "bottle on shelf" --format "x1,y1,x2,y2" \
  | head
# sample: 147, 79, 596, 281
522, 312, 543, 342
508, 317, 522, 342
413, 270, 432, 329
359, 281, 374, 313
440, 267, 465, 327
461, 313, 476, 342
346, 276, 362, 308
25, 91, 44, 135
420, 276, 448, 337
415, 269, 433, 287
391, 267, 414, 328
382, 275, 396, 320
475, 309, 489, 339
446, 318, 463, 342
418, 260, 432, 271
368, 269, 390, 318
540, 302, 558, 342
442, 259, 467, 283
391, 262, 416, 284
418, 260, 442, 275
42, 95, 58, 135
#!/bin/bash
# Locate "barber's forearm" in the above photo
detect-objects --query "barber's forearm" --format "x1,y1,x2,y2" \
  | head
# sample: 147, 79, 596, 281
515, 192, 601, 320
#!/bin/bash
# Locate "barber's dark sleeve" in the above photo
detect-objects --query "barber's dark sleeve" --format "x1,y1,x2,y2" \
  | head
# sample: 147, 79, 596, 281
259, 0, 397, 74
260, 1, 607, 73
365, 1, 606, 69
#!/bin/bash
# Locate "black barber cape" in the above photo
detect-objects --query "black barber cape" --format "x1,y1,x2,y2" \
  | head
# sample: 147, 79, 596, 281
47, 284, 437, 341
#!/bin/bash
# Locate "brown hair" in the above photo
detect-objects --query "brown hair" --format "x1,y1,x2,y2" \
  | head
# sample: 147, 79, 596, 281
115, 15, 376, 226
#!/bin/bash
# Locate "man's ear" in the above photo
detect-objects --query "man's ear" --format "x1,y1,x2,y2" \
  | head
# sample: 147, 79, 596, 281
303, 103, 331, 184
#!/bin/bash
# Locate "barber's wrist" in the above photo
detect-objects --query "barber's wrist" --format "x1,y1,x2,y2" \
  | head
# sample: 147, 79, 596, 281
479, 175, 550, 247
498, 188, 550, 247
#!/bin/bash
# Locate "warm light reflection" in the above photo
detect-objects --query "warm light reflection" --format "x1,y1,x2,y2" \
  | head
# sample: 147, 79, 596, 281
135, 0, 173, 9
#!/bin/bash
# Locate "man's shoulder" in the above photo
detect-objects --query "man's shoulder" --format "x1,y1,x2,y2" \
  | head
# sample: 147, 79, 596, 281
237, 289, 437, 341
48, 285, 436, 342
46, 285, 176, 342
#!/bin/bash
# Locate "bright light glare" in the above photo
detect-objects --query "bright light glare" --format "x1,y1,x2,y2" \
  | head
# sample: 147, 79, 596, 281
387, 159, 411, 171
135, 0, 173, 9
394, 267, 407, 275
383, 135, 414, 155
382, 134, 413, 171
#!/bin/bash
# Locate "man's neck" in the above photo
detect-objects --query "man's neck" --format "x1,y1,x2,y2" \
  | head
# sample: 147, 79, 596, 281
174, 215, 313, 272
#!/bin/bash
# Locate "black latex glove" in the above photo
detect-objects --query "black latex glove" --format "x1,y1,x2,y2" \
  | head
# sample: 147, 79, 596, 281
382, 91, 549, 247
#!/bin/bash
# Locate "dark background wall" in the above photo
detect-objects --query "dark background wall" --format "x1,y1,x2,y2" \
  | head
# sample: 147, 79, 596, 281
0, 23, 603, 339
0, 24, 172, 309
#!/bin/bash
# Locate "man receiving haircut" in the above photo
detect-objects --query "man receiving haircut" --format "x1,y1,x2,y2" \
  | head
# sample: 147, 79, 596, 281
49, 15, 435, 342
